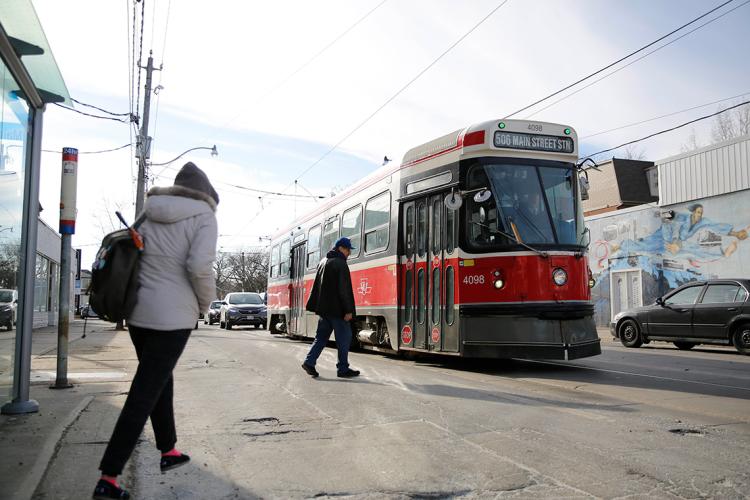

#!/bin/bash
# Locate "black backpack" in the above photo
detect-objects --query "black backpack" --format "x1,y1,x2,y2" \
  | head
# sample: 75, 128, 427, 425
88, 212, 145, 322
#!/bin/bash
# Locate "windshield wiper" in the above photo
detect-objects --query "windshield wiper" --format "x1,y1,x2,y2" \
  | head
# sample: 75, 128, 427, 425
471, 221, 548, 258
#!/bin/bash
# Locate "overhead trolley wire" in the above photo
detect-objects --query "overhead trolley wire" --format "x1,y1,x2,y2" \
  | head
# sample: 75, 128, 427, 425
293, 0, 511, 183
225, 0, 512, 246
580, 91, 750, 140
203, 0, 390, 141
70, 98, 131, 117
503, 0, 738, 119
583, 99, 750, 159
524, 0, 750, 119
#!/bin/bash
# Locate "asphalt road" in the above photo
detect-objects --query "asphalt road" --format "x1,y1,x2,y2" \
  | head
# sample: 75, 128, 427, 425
130, 324, 750, 499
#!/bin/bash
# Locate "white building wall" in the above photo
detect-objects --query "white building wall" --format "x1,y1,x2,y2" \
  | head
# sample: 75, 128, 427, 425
658, 134, 750, 206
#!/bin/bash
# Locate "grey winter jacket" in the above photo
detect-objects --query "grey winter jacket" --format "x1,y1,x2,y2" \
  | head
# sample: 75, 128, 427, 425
128, 186, 218, 331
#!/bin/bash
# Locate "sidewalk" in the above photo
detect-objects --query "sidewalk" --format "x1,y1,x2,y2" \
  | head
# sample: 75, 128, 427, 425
0, 319, 138, 500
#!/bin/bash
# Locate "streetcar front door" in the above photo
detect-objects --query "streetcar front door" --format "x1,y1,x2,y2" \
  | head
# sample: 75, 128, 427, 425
398, 193, 456, 352
289, 243, 306, 335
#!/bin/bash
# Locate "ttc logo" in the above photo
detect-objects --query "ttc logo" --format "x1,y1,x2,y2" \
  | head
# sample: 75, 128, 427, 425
357, 277, 372, 296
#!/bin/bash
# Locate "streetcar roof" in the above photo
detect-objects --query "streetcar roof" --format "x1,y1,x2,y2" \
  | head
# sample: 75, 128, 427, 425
271, 118, 577, 240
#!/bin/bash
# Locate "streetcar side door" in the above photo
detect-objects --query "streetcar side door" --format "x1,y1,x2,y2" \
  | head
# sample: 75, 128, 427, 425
398, 201, 417, 348
289, 243, 307, 335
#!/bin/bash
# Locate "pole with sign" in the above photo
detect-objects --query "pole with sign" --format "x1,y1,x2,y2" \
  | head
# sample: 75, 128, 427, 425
51, 147, 77, 389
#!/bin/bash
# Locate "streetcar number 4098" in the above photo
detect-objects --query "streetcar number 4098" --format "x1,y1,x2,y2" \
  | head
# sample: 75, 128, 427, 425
463, 275, 485, 285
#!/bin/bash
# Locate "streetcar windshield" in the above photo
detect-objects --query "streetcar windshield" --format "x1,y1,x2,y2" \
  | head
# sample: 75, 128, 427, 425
465, 160, 586, 250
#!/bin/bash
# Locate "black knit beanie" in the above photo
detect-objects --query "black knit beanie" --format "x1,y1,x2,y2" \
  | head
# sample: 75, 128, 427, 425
174, 162, 219, 205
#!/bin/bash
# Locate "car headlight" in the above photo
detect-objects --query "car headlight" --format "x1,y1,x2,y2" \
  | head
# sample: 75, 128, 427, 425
552, 268, 568, 286
228, 307, 239, 315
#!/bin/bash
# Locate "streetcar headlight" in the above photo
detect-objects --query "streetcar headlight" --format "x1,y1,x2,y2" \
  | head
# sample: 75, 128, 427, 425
588, 278, 596, 288
493, 279, 504, 289
552, 268, 568, 286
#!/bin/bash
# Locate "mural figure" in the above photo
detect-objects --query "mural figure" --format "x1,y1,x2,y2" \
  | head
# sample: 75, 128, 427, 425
664, 204, 748, 262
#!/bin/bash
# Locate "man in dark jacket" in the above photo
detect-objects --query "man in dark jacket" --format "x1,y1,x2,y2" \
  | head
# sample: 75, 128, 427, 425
302, 237, 360, 378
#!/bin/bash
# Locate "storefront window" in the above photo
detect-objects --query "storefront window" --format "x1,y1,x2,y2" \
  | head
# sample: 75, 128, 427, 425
0, 58, 30, 400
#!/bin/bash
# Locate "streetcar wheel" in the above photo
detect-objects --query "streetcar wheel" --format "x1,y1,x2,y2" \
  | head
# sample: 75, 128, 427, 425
619, 319, 642, 348
673, 341, 696, 350
732, 323, 750, 355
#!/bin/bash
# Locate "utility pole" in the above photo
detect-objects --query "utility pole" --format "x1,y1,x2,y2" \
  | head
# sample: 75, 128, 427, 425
121, 51, 158, 332
135, 51, 160, 216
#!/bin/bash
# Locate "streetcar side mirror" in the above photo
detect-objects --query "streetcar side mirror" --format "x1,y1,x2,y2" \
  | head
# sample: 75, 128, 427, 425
479, 207, 487, 224
473, 189, 492, 203
444, 192, 463, 211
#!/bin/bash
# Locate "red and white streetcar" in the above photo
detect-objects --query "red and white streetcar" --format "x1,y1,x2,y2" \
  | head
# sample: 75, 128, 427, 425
266, 118, 600, 360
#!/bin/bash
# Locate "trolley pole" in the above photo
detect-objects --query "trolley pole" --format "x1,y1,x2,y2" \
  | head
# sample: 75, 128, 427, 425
51, 147, 78, 390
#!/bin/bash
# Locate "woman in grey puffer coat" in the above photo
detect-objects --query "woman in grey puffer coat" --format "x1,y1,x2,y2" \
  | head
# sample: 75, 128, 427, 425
94, 162, 218, 500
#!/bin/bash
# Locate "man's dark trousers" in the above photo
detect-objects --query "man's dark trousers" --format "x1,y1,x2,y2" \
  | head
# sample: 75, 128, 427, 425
304, 316, 352, 373
99, 326, 190, 476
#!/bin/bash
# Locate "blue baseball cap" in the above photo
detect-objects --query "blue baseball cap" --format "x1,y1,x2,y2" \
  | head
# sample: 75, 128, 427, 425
334, 237, 355, 250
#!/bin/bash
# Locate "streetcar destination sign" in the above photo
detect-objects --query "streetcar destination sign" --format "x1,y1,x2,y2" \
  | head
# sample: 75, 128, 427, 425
493, 131, 574, 154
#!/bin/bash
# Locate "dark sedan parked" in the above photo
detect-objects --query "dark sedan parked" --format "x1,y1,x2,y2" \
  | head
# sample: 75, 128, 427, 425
611, 279, 750, 354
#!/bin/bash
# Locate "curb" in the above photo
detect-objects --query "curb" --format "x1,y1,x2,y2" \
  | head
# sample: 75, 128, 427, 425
15, 395, 94, 500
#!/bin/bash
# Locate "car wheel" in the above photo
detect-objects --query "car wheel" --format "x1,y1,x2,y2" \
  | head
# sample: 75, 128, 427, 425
6, 322, 12, 331
225, 321, 232, 330
732, 323, 750, 355
619, 319, 642, 348
673, 341, 696, 350
220, 320, 225, 328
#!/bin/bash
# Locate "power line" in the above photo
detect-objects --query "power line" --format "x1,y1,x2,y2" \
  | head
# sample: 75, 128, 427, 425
525, 0, 750, 119
206, 0, 390, 139
580, 91, 750, 140
52, 103, 130, 123
503, 0, 737, 119
583, 100, 750, 159
152, 163, 325, 199
42, 144, 133, 155
293, 0, 511, 183
70, 98, 130, 117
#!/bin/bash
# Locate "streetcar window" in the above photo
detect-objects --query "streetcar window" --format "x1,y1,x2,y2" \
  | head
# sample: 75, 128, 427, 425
417, 268, 425, 324
404, 269, 413, 323
432, 199, 441, 254
341, 206, 362, 258
364, 191, 390, 254
445, 266, 455, 325
446, 207, 455, 254
306, 224, 321, 268
270, 244, 280, 278
405, 205, 415, 258
432, 267, 440, 325
465, 161, 584, 250
322, 216, 340, 254
417, 203, 427, 257
279, 239, 290, 276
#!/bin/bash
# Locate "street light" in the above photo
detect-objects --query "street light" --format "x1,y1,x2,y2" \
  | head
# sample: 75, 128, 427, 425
149, 145, 218, 167
137, 145, 219, 214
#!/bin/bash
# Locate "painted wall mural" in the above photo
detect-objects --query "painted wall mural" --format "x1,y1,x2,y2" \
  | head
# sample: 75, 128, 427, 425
586, 189, 750, 326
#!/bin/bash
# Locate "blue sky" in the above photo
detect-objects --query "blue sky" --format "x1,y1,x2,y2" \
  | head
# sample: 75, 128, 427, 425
29, 0, 750, 263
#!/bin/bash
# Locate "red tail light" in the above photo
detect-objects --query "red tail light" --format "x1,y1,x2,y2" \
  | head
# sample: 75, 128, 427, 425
463, 130, 485, 147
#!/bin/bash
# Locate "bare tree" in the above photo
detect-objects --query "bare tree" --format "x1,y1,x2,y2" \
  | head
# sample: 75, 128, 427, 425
711, 102, 750, 143
680, 128, 702, 153
622, 144, 647, 160
214, 249, 269, 298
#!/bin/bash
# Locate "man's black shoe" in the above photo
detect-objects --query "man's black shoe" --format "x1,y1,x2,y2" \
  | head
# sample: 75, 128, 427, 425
160, 452, 190, 473
301, 363, 319, 378
337, 368, 360, 378
92, 479, 130, 499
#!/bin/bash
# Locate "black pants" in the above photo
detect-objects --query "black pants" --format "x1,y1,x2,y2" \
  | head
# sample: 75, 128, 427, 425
99, 326, 191, 476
